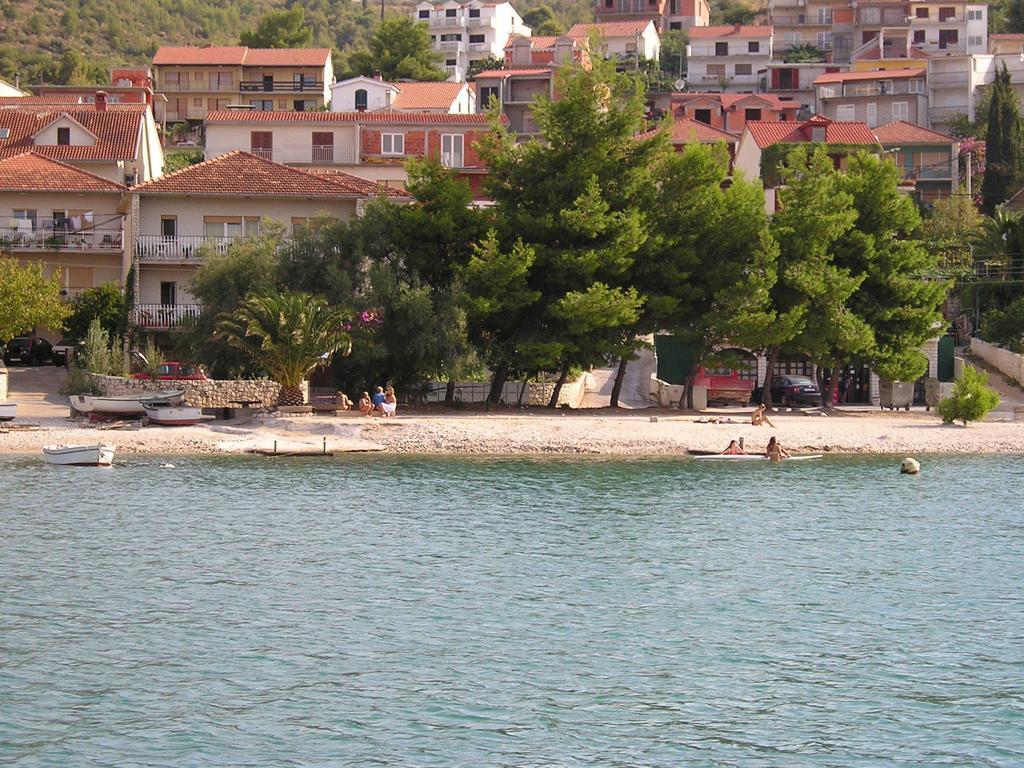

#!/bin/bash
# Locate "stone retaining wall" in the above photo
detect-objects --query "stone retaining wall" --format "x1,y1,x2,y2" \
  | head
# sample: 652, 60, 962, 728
420, 376, 588, 408
970, 338, 1024, 384
88, 373, 287, 408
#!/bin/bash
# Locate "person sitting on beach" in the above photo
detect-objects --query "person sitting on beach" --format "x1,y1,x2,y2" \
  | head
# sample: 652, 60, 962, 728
370, 386, 386, 416
766, 436, 791, 462
751, 404, 775, 427
382, 386, 398, 418
721, 440, 746, 455
358, 391, 373, 416
335, 391, 353, 411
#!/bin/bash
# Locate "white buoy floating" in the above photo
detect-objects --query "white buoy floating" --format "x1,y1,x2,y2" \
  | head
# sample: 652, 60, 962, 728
900, 457, 921, 475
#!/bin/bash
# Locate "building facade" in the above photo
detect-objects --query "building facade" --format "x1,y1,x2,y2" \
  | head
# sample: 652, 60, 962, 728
152, 46, 334, 123
567, 20, 662, 62
873, 120, 959, 200
412, 1, 531, 83
814, 67, 928, 127
594, 0, 710, 32
687, 25, 774, 92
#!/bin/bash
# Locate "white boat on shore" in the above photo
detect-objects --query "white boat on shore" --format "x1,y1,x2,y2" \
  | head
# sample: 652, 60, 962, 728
43, 444, 115, 466
143, 403, 207, 426
0, 402, 16, 421
71, 389, 186, 416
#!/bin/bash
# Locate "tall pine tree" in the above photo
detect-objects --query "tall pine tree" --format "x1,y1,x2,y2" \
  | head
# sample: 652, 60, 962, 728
982, 63, 1024, 214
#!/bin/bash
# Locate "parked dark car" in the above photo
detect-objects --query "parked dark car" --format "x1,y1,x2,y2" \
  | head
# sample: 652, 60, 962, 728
3, 336, 54, 366
769, 374, 822, 407
51, 338, 77, 366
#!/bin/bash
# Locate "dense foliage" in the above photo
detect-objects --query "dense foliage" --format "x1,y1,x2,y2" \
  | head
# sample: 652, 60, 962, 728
64, 283, 126, 342
0, 257, 70, 341
980, 295, 1024, 350
937, 364, 1001, 425
982, 63, 1024, 214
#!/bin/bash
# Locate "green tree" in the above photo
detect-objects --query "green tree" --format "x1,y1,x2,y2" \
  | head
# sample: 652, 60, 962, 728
782, 44, 826, 63
919, 195, 984, 269
467, 56, 503, 80
348, 16, 445, 81
65, 283, 126, 342
182, 228, 286, 377
762, 147, 861, 408
982, 63, 1024, 214
163, 150, 204, 174
980, 294, 1024, 350
475, 60, 666, 405
937, 364, 1001, 424
521, 5, 565, 35
0, 257, 70, 341
240, 6, 314, 48
216, 292, 351, 406
711, 0, 757, 25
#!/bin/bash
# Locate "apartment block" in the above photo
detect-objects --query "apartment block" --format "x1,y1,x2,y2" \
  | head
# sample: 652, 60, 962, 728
670, 92, 800, 133
769, 0, 856, 62
412, 1, 531, 83
815, 67, 927, 127
152, 46, 334, 123
686, 25, 773, 92
595, 0, 711, 32
873, 120, 959, 201
567, 20, 662, 62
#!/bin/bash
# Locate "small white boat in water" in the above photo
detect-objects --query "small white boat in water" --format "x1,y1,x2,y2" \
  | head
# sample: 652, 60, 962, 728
42, 444, 115, 466
0, 402, 16, 421
143, 402, 206, 426
71, 389, 186, 416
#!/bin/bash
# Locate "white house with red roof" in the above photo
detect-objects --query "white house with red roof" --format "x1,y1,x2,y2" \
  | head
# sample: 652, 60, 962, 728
665, 92, 800, 134
567, 20, 662, 62
203, 110, 498, 191
594, 0, 710, 33
0, 152, 128, 326
814, 68, 928, 128
127, 151, 407, 330
687, 25, 773, 92
0, 76, 27, 98
735, 114, 879, 210
151, 46, 334, 122
873, 120, 959, 201
412, 1, 531, 82
0, 100, 163, 184
329, 77, 475, 114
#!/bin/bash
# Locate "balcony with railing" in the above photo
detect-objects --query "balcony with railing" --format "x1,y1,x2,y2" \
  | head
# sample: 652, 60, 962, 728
824, 81, 924, 97
239, 80, 324, 93
135, 235, 243, 263
465, 15, 494, 27
436, 40, 466, 52
130, 303, 202, 330
0, 220, 124, 252
444, 65, 459, 77
427, 14, 466, 26
208, 144, 360, 166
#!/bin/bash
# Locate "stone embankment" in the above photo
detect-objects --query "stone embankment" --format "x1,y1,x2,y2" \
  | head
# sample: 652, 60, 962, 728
88, 373, 283, 408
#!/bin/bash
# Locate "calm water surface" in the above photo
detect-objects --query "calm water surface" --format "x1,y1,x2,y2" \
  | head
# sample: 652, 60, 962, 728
1, 454, 1023, 766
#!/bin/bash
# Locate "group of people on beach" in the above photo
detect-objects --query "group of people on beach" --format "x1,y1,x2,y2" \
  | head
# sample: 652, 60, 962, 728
336, 386, 398, 417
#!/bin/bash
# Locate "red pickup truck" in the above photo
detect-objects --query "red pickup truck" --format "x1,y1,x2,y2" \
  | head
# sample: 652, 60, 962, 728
692, 366, 754, 406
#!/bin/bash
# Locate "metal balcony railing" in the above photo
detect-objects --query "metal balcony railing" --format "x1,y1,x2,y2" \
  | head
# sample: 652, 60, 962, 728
131, 304, 202, 330
437, 40, 465, 51
239, 80, 324, 92
135, 235, 242, 262
0, 223, 123, 252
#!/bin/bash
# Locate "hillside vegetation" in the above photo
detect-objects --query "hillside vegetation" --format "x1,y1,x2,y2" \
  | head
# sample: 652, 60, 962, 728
0, 0, 594, 85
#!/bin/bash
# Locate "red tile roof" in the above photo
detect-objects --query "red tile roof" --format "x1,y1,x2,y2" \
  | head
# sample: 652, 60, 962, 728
745, 116, 878, 148
0, 95, 86, 106
205, 109, 500, 125
0, 152, 127, 192
814, 67, 925, 84
991, 33, 1024, 40
568, 21, 653, 39
504, 35, 559, 50
152, 46, 331, 67
873, 121, 957, 145
668, 118, 738, 144
473, 68, 552, 80
392, 81, 466, 110
131, 151, 402, 198
674, 92, 800, 111
689, 24, 773, 39
0, 107, 143, 161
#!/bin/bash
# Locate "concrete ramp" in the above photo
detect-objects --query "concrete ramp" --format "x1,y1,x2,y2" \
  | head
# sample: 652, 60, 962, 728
580, 347, 655, 409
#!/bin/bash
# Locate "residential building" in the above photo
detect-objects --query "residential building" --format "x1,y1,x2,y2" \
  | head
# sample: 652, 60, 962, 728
0, 100, 164, 184
330, 77, 476, 113
990, 33, 1024, 55
669, 92, 800, 134
412, 1, 531, 83
0, 77, 27, 97
769, 0, 855, 63
151, 46, 334, 122
766, 62, 848, 113
503, 35, 589, 67
814, 67, 927, 127
873, 120, 959, 200
656, 116, 739, 164
686, 25, 773, 92
567, 20, 662, 62
594, 0, 711, 32
0, 152, 127, 335
905, 1, 988, 55
473, 68, 553, 139
127, 151, 406, 330
734, 114, 879, 209
203, 110, 498, 190
35, 68, 161, 111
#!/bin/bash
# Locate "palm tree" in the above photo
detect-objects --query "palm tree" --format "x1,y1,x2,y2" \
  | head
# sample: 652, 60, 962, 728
216, 292, 352, 406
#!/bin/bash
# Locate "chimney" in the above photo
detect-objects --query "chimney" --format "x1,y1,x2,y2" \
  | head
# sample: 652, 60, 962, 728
95, 91, 108, 112
14, 72, 20, 90
734, 22, 741, 31
374, 71, 383, 81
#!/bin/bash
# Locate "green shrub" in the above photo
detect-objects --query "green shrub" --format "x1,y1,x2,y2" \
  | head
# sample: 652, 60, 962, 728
60, 366, 105, 396
980, 297, 1024, 352
937, 364, 1001, 425
80, 318, 127, 376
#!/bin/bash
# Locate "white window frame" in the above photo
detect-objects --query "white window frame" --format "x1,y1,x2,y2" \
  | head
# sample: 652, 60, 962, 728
968, 36, 983, 48
836, 104, 856, 121
381, 133, 405, 155
967, 9, 983, 20
907, 78, 924, 94
866, 102, 877, 127
892, 101, 909, 121
441, 133, 464, 168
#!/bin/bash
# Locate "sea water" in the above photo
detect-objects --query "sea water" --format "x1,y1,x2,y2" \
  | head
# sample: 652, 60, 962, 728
1, 454, 1022, 766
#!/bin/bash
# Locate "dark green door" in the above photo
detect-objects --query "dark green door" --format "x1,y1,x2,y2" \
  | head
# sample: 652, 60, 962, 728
937, 336, 955, 382
655, 335, 695, 385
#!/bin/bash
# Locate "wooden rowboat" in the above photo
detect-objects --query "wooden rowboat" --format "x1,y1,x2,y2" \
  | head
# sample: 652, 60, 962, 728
42, 444, 115, 466
142, 403, 207, 426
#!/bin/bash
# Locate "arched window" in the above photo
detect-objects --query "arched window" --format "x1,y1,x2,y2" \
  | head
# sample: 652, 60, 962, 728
354, 89, 368, 111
